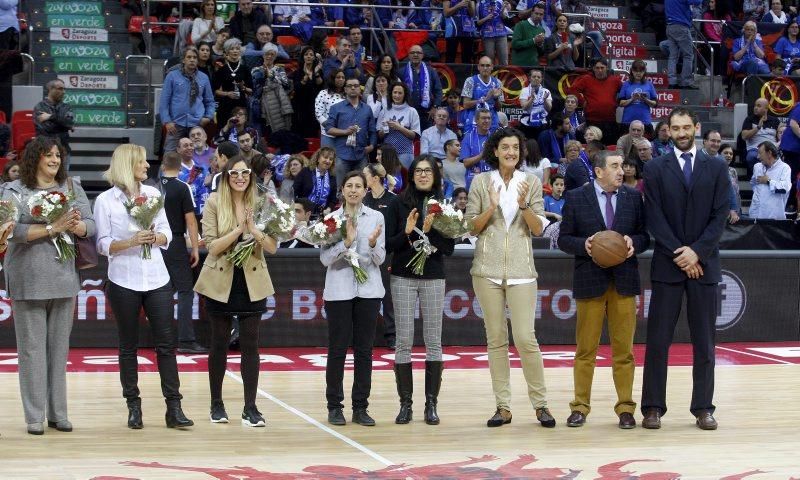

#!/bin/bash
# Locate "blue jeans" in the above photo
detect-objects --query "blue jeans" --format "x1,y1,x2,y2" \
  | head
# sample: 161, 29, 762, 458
666, 24, 695, 87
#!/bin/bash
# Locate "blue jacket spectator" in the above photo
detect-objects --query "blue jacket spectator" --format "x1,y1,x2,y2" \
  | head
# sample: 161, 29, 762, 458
618, 60, 658, 126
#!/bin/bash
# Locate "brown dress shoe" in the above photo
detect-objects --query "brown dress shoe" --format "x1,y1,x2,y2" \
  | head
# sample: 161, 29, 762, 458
536, 407, 556, 428
695, 412, 718, 430
618, 412, 636, 429
566, 411, 586, 427
486, 408, 512, 427
642, 408, 661, 429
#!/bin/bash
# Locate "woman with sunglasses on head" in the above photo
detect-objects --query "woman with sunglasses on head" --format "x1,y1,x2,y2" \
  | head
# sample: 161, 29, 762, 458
384, 154, 455, 425
194, 156, 276, 428
465, 127, 555, 429
618, 59, 657, 138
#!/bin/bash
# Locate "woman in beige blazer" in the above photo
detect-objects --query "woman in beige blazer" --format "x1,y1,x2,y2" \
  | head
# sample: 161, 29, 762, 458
465, 127, 556, 429
195, 156, 276, 428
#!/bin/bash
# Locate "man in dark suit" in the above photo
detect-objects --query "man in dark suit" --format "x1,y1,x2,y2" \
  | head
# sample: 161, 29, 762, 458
640, 107, 731, 431
558, 151, 650, 429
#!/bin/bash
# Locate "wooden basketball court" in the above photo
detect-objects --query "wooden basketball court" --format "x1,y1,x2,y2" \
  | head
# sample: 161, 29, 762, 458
0, 343, 798, 479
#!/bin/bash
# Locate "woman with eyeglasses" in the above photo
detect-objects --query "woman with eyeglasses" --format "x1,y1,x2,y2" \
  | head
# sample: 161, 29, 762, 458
465, 127, 555, 429
384, 154, 455, 425
618, 59, 657, 137
194, 157, 276, 428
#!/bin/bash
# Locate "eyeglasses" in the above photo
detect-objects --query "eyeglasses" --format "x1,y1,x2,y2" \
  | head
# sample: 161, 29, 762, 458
346, 84, 361, 88
414, 168, 434, 176
409, 51, 423, 55
479, 64, 492, 67
228, 168, 252, 177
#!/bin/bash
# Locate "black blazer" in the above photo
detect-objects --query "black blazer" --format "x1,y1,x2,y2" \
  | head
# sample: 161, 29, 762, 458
642, 149, 730, 284
564, 157, 593, 191
293, 167, 338, 211
558, 182, 650, 299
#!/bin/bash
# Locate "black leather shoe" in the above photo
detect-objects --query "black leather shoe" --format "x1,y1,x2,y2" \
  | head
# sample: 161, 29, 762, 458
328, 408, 346, 426
696, 411, 718, 430
177, 341, 209, 354
128, 405, 143, 429
618, 412, 636, 429
47, 420, 73, 432
352, 409, 376, 426
536, 407, 556, 428
642, 408, 661, 429
165, 405, 194, 428
566, 410, 586, 427
486, 408, 512, 427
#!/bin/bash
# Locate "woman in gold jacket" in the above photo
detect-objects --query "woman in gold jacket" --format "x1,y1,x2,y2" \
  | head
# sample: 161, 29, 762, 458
195, 156, 276, 428
466, 127, 556, 429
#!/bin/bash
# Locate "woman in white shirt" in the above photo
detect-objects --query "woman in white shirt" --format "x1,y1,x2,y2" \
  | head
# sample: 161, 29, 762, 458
95, 144, 193, 430
315, 69, 346, 148
191, 0, 226, 44
522, 137, 551, 189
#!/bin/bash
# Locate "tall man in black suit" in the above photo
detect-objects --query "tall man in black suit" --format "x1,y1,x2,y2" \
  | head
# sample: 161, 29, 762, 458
558, 151, 650, 429
640, 107, 731, 431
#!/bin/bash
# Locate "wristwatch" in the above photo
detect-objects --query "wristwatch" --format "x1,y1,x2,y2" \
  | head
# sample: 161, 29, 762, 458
46, 225, 54, 237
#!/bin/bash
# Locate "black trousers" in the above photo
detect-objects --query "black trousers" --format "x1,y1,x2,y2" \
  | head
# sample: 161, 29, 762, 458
106, 281, 182, 406
641, 280, 718, 417
446, 37, 475, 64
324, 298, 380, 411
0, 28, 19, 51
207, 312, 262, 408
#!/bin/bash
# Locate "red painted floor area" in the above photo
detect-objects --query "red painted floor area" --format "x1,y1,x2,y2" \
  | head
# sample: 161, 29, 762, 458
0, 342, 798, 373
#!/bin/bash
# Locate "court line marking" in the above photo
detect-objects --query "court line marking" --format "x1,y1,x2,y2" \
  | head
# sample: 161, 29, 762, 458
224, 370, 399, 469
715, 346, 794, 365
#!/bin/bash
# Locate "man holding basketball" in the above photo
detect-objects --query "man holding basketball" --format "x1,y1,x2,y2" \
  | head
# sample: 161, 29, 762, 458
558, 151, 649, 429
640, 107, 730, 430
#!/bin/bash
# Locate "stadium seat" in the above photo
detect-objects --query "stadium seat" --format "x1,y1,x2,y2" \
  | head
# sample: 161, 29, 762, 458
12, 110, 33, 124
12, 122, 36, 152
0, 111, 6, 124
306, 137, 320, 152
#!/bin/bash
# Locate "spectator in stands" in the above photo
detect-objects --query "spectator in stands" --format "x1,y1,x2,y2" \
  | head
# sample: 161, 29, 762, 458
476, 0, 509, 66
177, 137, 210, 217
229, 0, 271, 47
741, 98, 780, 175
421, 108, 458, 160
159, 152, 204, 355
622, 157, 644, 192
196, 42, 214, 79
777, 123, 787, 143
294, 147, 337, 215
616, 121, 647, 164
443, 0, 476, 63
348, 26, 368, 62
323, 37, 363, 80
34, 79, 75, 169
378, 83, 422, 169
543, 174, 565, 222
750, 140, 792, 219
568, 58, 623, 144
3, 136, 93, 435
207, 141, 240, 192
743, 0, 767, 20
701, 0, 732, 77
583, 125, 602, 143
244, 25, 290, 60
618, 60, 658, 136
316, 69, 346, 148
518, 69, 552, 142
292, 46, 325, 139
377, 144, 405, 193
763, 0, 789, 22
192, 0, 226, 45
237, 130, 265, 165
652, 121, 673, 158
214, 39, 254, 129
251, 44, 293, 138
732, 21, 770, 75
637, 139, 653, 165
279, 198, 317, 248
562, 94, 584, 141
772, 58, 787, 76
564, 139, 593, 191
189, 126, 214, 169
511, 2, 547, 67
365, 55, 401, 96
773, 20, 800, 75
442, 138, 467, 190
214, 107, 259, 146
0, 0, 18, 50
273, 0, 312, 27
309, 0, 343, 30
160, 47, 215, 155
325, 77, 377, 186
366, 73, 391, 120
445, 89, 466, 138
278, 155, 306, 203
720, 143, 740, 223
665, 0, 702, 90
544, 14, 584, 71
537, 112, 571, 166
1, 159, 18, 183
211, 27, 231, 58
462, 56, 504, 133
701, 131, 722, 161
522, 137, 551, 187
96, 144, 192, 430
403, 45, 444, 131
452, 186, 468, 213
461, 108, 494, 190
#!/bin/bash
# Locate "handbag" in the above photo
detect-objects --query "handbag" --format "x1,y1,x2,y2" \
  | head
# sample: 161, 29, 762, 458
66, 177, 98, 270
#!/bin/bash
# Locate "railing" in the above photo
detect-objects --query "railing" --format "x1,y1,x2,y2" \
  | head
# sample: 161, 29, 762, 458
20, 53, 34, 86
563, 12, 612, 69
692, 18, 721, 106
125, 55, 153, 126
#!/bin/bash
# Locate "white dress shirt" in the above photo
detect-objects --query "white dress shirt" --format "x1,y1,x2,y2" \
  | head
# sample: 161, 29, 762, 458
673, 145, 697, 172
749, 159, 792, 219
95, 184, 173, 292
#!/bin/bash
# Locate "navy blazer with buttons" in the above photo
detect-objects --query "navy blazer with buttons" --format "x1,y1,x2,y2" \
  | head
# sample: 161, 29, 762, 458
558, 182, 650, 299
642, 149, 730, 285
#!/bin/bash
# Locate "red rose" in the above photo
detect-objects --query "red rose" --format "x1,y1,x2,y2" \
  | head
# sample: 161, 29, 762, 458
323, 218, 337, 234
134, 196, 146, 206
54, 192, 67, 203
31, 206, 42, 217
427, 203, 443, 215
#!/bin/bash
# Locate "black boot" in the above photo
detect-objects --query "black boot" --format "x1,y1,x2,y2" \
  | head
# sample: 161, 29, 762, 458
165, 401, 194, 428
127, 399, 143, 429
394, 363, 413, 424
424, 360, 443, 425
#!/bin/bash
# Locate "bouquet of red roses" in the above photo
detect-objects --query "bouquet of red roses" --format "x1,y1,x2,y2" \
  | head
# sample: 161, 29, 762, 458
297, 212, 368, 283
427, 198, 473, 238
123, 193, 165, 259
27, 190, 76, 262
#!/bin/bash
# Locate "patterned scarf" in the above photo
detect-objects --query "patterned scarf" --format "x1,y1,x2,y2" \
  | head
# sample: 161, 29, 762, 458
182, 66, 199, 104
403, 62, 431, 109
309, 170, 331, 207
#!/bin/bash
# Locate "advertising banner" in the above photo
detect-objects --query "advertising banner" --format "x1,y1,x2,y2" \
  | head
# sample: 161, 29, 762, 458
57, 74, 118, 90
49, 27, 108, 42
54, 58, 115, 74
45, 2, 103, 15
47, 16, 106, 29
64, 91, 122, 108
51, 43, 111, 58
72, 109, 125, 126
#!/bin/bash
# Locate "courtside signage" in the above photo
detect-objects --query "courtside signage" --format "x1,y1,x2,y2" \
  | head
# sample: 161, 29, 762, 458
604, 33, 641, 45
593, 19, 629, 32
57, 74, 118, 90
73, 109, 126, 126
618, 72, 669, 87
51, 44, 111, 58
586, 5, 620, 19
50, 27, 108, 42
47, 15, 105, 29
54, 58, 115, 73
612, 59, 658, 73
45, 2, 103, 15
64, 91, 122, 108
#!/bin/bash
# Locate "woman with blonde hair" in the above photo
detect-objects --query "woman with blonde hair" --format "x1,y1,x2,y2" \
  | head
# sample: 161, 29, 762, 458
583, 126, 603, 144
294, 146, 338, 216
194, 156, 276, 427
95, 144, 193, 430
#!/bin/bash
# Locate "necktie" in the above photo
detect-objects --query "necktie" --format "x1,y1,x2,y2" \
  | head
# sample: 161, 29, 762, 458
681, 152, 693, 184
603, 191, 615, 230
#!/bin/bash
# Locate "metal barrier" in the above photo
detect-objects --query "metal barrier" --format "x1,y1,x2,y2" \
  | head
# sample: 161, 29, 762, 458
125, 55, 153, 126
563, 12, 612, 69
20, 53, 34, 86
692, 18, 723, 106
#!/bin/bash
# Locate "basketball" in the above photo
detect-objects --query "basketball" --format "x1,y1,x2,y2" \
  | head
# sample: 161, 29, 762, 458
591, 230, 629, 268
